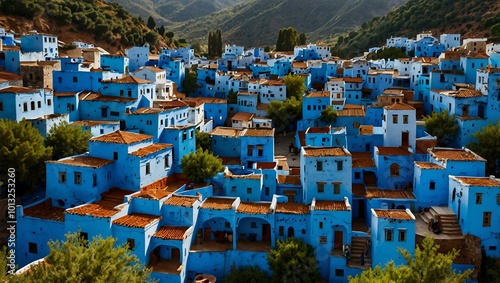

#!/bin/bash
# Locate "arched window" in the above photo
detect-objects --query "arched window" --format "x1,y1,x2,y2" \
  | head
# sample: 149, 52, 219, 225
390, 163, 400, 177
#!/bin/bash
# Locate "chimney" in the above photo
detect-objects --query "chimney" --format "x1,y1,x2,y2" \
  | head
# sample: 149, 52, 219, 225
490, 175, 496, 180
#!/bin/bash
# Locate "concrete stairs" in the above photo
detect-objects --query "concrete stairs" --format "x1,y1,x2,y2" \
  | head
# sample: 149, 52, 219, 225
349, 237, 371, 268
419, 206, 462, 236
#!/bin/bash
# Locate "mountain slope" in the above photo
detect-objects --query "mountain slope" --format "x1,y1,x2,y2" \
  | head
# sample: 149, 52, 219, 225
167, 0, 407, 47
332, 0, 500, 58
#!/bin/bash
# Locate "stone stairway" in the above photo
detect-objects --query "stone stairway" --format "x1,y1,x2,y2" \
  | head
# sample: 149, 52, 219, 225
419, 206, 462, 236
349, 237, 371, 268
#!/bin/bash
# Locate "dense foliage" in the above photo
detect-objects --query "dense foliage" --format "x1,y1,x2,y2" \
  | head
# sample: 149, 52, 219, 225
222, 264, 269, 283
180, 148, 224, 183
195, 129, 211, 152
320, 106, 337, 124
208, 29, 223, 57
45, 121, 92, 160
468, 121, 500, 175
423, 110, 459, 147
182, 69, 199, 96
266, 97, 302, 132
349, 235, 472, 283
283, 74, 306, 100
276, 27, 305, 51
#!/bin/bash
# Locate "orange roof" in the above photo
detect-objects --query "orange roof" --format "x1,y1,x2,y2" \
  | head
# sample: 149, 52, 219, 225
135, 177, 186, 200
23, 199, 65, 222
141, 66, 165, 73
201, 198, 235, 210
314, 200, 348, 211
306, 91, 330, 98
376, 147, 411, 156
384, 102, 415, 110
454, 177, 500, 187
352, 156, 376, 168
209, 127, 243, 137
160, 100, 189, 109
79, 92, 136, 103
65, 188, 133, 218
277, 175, 301, 185
232, 112, 254, 121
435, 89, 483, 98
275, 203, 310, 214
70, 120, 119, 127
373, 209, 413, 220
236, 202, 271, 214
414, 162, 445, 170
224, 173, 262, 180
243, 128, 274, 137
113, 213, 161, 228
104, 75, 152, 84
131, 108, 166, 115
163, 195, 199, 207
303, 147, 350, 157
153, 226, 189, 240
91, 131, 152, 144
292, 61, 308, 68
430, 148, 484, 161
366, 189, 416, 199
337, 108, 365, 117
183, 97, 227, 104
54, 92, 79, 97
352, 184, 367, 197
47, 156, 113, 168
256, 103, 269, 110
343, 77, 363, 83
0, 70, 22, 81
256, 162, 277, 169
0, 86, 38, 94
130, 143, 172, 158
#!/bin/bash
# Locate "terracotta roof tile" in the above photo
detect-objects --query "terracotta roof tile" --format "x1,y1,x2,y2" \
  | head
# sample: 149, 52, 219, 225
0, 86, 38, 94
430, 148, 484, 162
352, 184, 367, 197
141, 66, 165, 73
66, 201, 121, 218
256, 162, 277, 169
0, 71, 22, 81
292, 61, 308, 68
131, 108, 167, 114
153, 226, 189, 240
236, 202, 271, 214
243, 128, 274, 137
303, 147, 350, 157
104, 75, 152, 84
337, 108, 365, 117
414, 162, 445, 170
352, 158, 376, 168
376, 147, 412, 156
256, 103, 269, 110
79, 92, 136, 103
224, 173, 262, 180
23, 199, 65, 222
113, 213, 161, 228
201, 198, 236, 210
70, 120, 119, 127
373, 209, 414, 220
277, 175, 301, 185
231, 112, 254, 121
163, 195, 199, 207
130, 143, 172, 158
435, 89, 483, 98
135, 177, 185, 200
454, 177, 500, 187
343, 77, 363, 83
160, 100, 189, 109
306, 91, 329, 98
314, 200, 348, 211
366, 189, 416, 199
209, 127, 244, 137
54, 91, 79, 97
183, 97, 227, 104
384, 102, 415, 110
47, 156, 113, 168
90, 131, 152, 144
275, 203, 310, 214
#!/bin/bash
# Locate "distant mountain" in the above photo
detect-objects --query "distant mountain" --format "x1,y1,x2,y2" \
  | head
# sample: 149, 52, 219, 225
332, 0, 500, 58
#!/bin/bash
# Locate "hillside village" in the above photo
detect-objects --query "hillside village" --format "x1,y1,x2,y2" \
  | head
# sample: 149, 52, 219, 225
1, 26, 500, 283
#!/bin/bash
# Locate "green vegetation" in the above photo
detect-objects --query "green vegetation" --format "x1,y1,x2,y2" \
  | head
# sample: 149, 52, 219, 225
227, 90, 238, 104
468, 121, 500, 175
0, 119, 52, 193
423, 110, 459, 147
367, 47, 409, 60
320, 106, 337, 124
208, 29, 223, 57
222, 264, 269, 283
45, 121, 92, 160
349, 235, 472, 283
180, 148, 225, 183
267, 237, 321, 283
182, 69, 199, 96
276, 27, 303, 51
15, 232, 155, 283
266, 97, 302, 132
479, 249, 500, 283
283, 74, 306, 100
195, 129, 211, 152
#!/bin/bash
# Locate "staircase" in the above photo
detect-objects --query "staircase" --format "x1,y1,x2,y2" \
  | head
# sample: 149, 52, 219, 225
419, 206, 462, 236
349, 237, 371, 268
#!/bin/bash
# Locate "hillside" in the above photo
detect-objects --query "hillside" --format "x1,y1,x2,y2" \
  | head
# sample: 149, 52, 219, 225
167, 0, 407, 47
332, 0, 500, 58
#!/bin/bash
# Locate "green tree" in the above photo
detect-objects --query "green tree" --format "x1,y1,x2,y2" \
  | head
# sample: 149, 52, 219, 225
298, 33, 307, 45
320, 106, 337, 123
157, 25, 165, 36
275, 27, 299, 51
478, 249, 500, 283
0, 119, 52, 193
267, 97, 302, 132
423, 110, 458, 147
180, 148, 224, 184
147, 16, 156, 30
349, 235, 472, 283
45, 121, 92, 160
267, 237, 320, 283
468, 121, 500, 175
227, 90, 237, 104
196, 129, 211, 152
144, 31, 158, 45
16, 232, 155, 283
0, 247, 13, 281
284, 74, 306, 100
222, 264, 268, 283
182, 70, 199, 96
165, 31, 174, 40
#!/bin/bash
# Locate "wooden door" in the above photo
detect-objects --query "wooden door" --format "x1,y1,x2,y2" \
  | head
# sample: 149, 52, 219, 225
203, 227, 211, 241
334, 230, 343, 250
262, 224, 271, 241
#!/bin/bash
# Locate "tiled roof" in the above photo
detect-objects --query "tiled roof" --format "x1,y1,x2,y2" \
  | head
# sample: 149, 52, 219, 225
113, 213, 161, 228
47, 156, 113, 168
454, 177, 500, 187
219, 156, 242, 165
277, 175, 301, 185
201, 198, 236, 210
343, 77, 363, 83
104, 75, 152, 84
23, 199, 65, 222
153, 226, 189, 240
209, 127, 243, 137
314, 200, 348, 211
163, 195, 199, 207
135, 177, 185, 200
373, 209, 414, 220
0, 86, 38, 94
384, 102, 415, 110
231, 112, 254, 121
243, 128, 274, 137
352, 184, 367, 197
90, 131, 152, 144
414, 162, 445, 170
0, 70, 22, 81
70, 120, 119, 127
130, 143, 172, 158
376, 147, 412, 156
79, 92, 135, 103
141, 66, 165, 73
343, 104, 363, 109
306, 91, 329, 98
303, 147, 350, 157
236, 202, 271, 214
160, 100, 189, 109
131, 108, 166, 115
292, 61, 308, 68
275, 203, 310, 214
66, 202, 120, 218
256, 103, 269, 110
224, 173, 262, 180
351, 152, 376, 168
430, 148, 484, 161
183, 97, 227, 104
435, 89, 483, 98
366, 189, 416, 199
256, 162, 277, 169
54, 91, 79, 97
337, 108, 365, 117
306, 127, 330, 134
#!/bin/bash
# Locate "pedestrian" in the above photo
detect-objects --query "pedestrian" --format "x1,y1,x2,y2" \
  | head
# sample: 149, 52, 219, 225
343, 243, 350, 264
360, 252, 365, 266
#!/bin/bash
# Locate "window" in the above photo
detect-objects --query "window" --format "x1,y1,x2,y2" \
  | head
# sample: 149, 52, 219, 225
47, 99, 51, 106
319, 222, 323, 229
334, 183, 341, 194
317, 183, 325, 193
319, 236, 327, 244
128, 90, 132, 97
398, 229, 406, 241
390, 163, 400, 177
120, 90, 124, 96
429, 181, 435, 190
31, 101, 35, 110
353, 121, 360, 128
247, 187, 252, 194
483, 212, 491, 227
113, 152, 118, 160
354, 172, 361, 179
231, 186, 236, 193
265, 187, 269, 196
165, 155, 170, 168
317, 161, 323, 171
145, 162, 151, 175
73, 76, 78, 83
0, 102, 3, 111
247, 145, 253, 156
225, 222, 230, 228
392, 114, 398, 124
28, 242, 37, 254
497, 194, 500, 204
257, 145, 263, 156
59, 172, 66, 183
126, 238, 135, 250
385, 228, 393, 241
403, 115, 408, 124
37, 101, 41, 108
251, 222, 257, 228
335, 269, 344, 277
74, 172, 82, 185
476, 193, 482, 204
279, 226, 284, 236
337, 161, 343, 171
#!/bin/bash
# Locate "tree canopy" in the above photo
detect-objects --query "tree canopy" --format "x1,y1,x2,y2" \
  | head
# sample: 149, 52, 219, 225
0, 119, 52, 193
180, 148, 224, 183
267, 237, 321, 283
276, 27, 299, 51
182, 69, 199, 96
15, 232, 155, 283
423, 110, 458, 147
45, 121, 92, 160
283, 74, 306, 100
208, 29, 223, 57
146, 16, 156, 29
320, 106, 337, 124
266, 97, 302, 132
195, 129, 211, 152
222, 264, 268, 283
468, 121, 500, 175
349, 235, 472, 283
